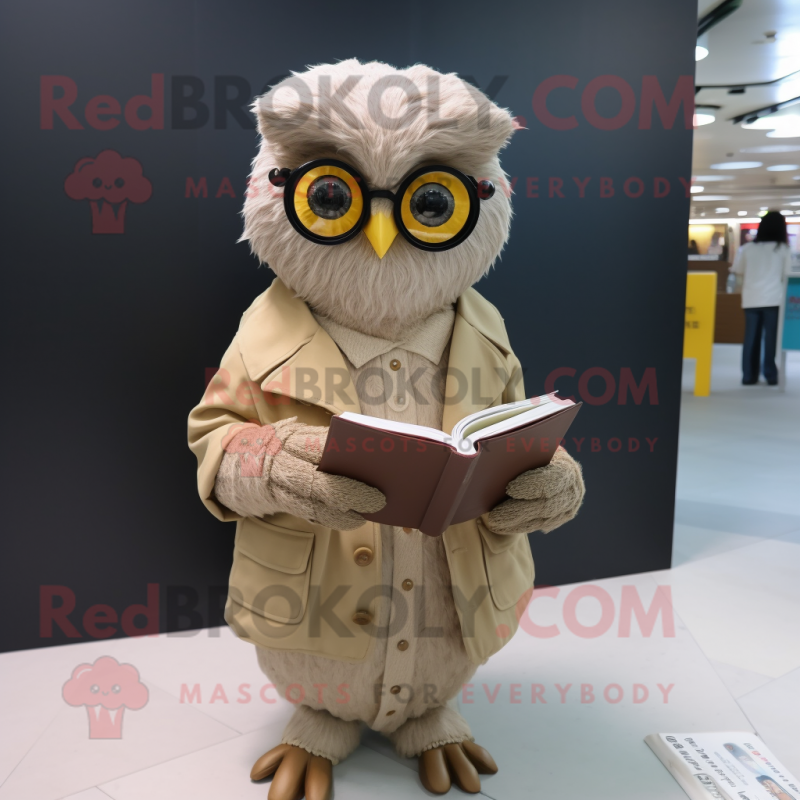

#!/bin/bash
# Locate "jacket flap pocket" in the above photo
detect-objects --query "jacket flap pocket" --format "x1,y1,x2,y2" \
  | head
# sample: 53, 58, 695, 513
477, 516, 521, 555
476, 519, 534, 611
235, 517, 313, 574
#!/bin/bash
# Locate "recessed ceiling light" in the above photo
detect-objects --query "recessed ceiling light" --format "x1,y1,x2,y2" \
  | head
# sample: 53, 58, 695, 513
790, 202, 800, 206
696, 33, 709, 61
759, 206, 769, 210
742, 115, 798, 131
780, 210, 795, 215
738, 211, 748, 216
694, 112, 716, 127
690, 185, 705, 193
715, 207, 730, 213
692, 175, 734, 181
766, 164, 799, 172
767, 127, 800, 138
740, 145, 800, 153
692, 195, 732, 201
710, 162, 762, 169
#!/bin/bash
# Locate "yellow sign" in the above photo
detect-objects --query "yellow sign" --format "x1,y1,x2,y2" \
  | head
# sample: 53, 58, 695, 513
684, 272, 717, 396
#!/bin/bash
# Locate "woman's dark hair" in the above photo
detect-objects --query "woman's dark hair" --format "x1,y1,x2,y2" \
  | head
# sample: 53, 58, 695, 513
755, 211, 788, 248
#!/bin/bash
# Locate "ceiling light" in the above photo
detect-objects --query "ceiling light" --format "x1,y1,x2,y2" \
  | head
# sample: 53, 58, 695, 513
696, 33, 709, 61
690, 185, 705, 193
694, 112, 716, 126
710, 161, 762, 169
766, 164, 799, 172
767, 127, 800, 138
740, 145, 800, 153
692, 175, 734, 181
692, 195, 732, 201
738, 211, 748, 216
715, 207, 730, 213
780, 209, 794, 215
742, 114, 800, 131
790, 202, 800, 206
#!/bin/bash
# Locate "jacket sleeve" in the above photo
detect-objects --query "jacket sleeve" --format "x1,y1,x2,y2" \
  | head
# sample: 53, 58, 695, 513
187, 336, 259, 523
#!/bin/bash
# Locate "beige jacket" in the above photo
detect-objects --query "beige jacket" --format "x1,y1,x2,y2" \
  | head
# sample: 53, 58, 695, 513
187, 279, 534, 666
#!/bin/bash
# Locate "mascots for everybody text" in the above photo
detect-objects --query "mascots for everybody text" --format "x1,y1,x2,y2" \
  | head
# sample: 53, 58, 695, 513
188, 59, 585, 799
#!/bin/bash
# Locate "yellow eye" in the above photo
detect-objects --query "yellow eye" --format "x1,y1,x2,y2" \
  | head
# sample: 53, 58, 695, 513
399, 170, 472, 246
292, 165, 364, 240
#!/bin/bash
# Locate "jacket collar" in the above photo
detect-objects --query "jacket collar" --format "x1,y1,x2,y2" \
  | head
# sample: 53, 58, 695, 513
237, 279, 512, 425
313, 307, 455, 369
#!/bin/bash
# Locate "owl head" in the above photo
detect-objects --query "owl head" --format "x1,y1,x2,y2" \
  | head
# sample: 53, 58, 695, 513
241, 59, 516, 340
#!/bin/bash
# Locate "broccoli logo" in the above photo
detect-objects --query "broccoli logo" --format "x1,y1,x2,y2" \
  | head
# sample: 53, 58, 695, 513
64, 150, 152, 234
62, 655, 148, 739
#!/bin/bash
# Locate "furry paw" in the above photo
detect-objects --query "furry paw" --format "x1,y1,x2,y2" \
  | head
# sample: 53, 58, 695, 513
251, 743, 332, 800
486, 446, 585, 535
214, 417, 386, 529
419, 741, 498, 794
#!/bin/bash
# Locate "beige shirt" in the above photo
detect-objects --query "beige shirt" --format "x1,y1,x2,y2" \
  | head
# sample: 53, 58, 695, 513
271, 306, 476, 732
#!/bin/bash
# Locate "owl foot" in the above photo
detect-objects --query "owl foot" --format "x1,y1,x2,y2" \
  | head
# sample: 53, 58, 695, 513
250, 744, 332, 800
418, 740, 498, 794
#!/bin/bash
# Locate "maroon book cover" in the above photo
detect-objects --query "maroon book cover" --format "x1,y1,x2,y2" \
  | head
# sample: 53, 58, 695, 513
318, 402, 582, 536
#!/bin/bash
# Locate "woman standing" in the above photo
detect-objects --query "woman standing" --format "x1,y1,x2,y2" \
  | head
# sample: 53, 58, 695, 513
730, 212, 792, 385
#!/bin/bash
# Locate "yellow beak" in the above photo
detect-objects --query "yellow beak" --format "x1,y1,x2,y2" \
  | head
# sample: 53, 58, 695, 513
363, 211, 399, 259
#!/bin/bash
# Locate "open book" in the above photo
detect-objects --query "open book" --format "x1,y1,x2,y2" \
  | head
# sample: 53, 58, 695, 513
645, 732, 799, 800
318, 393, 582, 536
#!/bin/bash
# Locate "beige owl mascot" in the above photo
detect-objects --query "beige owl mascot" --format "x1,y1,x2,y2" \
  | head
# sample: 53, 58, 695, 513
188, 59, 585, 799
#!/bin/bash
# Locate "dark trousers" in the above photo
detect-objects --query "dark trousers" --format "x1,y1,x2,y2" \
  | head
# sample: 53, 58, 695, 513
742, 306, 779, 384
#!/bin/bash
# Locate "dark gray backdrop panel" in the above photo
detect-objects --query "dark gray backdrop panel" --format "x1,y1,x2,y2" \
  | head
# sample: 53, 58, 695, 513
0, 0, 695, 651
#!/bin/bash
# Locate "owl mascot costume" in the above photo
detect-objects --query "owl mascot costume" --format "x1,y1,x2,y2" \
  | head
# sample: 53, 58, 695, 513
189, 59, 585, 799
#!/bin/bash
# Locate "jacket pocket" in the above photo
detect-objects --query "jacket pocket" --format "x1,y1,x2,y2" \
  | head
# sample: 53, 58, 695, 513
476, 519, 535, 611
229, 516, 314, 624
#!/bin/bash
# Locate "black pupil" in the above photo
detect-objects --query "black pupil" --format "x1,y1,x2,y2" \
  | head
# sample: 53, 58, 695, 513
415, 189, 448, 218
312, 180, 347, 211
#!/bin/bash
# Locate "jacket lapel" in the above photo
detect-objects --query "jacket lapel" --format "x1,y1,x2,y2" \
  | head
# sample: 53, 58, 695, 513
441, 289, 514, 434
237, 279, 512, 426
237, 279, 361, 415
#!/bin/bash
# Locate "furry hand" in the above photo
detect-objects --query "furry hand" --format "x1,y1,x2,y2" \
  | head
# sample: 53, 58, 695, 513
213, 417, 385, 530
485, 447, 585, 535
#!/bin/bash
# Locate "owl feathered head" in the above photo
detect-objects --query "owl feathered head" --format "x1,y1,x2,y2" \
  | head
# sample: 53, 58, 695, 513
241, 59, 516, 339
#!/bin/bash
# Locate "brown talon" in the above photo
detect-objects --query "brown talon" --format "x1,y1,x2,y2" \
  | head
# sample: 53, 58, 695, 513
444, 744, 481, 793
419, 746, 451, 794
306, 755, 333, 800
268, 746, 310, 800
462, 740, 499, 774
251, 743, 292, 780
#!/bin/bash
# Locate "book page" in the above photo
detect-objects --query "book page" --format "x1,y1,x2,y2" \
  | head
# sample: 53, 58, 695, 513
451, 394, 556, 443
337, 412, 451, 444
462, 402, 569, 453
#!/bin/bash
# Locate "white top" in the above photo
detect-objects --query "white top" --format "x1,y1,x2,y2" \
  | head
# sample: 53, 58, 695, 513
730, 241, 792, 308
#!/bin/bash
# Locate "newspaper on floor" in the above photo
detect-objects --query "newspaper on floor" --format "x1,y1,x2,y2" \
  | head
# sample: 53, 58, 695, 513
646, 732, 798, 800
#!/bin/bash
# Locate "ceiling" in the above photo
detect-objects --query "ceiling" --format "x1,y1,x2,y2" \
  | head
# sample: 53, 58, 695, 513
691, 0, 800, 219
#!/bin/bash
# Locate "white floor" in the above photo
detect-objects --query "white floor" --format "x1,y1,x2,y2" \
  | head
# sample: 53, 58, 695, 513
1, 344, 798, 800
